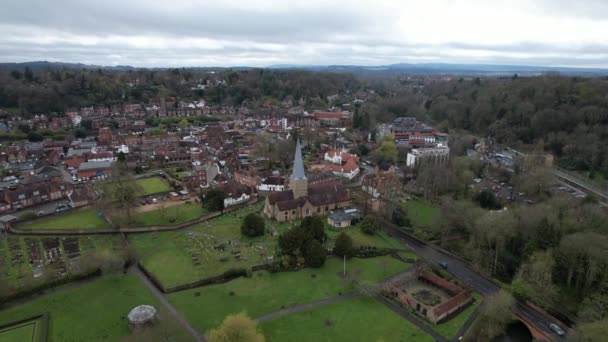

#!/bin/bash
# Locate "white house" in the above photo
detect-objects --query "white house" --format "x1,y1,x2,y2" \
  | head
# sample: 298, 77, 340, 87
223, 184, 252, 207
258, 176, 285, 192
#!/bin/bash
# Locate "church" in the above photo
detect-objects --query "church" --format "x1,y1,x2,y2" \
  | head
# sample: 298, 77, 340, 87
264, 140, 352, 222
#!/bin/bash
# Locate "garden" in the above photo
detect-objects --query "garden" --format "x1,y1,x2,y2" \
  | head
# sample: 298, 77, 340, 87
0, 275, 191, 342
0, 234, 127, 295
401, 199, 439, 228
15, 207, 110, 230
260, 296, 435, 342
135, 177, 172, 195
168, 256, 412, 332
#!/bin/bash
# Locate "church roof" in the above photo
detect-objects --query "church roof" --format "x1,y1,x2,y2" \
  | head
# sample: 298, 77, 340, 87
267, 190, 294, 205
291, 139, 306, 180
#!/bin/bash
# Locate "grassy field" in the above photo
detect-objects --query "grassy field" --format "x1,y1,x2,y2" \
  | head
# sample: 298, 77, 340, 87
401, 199, 439, 228
260, 296, 434, 342
136, 177, 172, 195
1, 235, 126, 293
16, 208, 110, 230
0, 275, 191, 342
169, 256, 412, 331
113, 203, 207, 227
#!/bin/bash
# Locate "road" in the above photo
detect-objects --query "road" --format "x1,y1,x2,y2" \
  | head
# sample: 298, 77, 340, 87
553, 168, 608, 203
383, 221, 568, 341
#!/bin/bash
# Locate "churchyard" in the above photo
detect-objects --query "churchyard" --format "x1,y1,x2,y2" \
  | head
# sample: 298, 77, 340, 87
129, 201, 412, 290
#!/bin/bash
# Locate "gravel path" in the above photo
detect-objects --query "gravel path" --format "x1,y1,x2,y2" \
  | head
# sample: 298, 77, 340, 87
255, 293, 359, 322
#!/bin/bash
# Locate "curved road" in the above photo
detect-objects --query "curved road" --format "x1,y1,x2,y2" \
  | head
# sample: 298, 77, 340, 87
383, 221, 568, 341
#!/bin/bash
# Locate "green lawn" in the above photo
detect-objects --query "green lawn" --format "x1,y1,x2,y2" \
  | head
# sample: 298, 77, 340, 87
401, 200, 439, 228
136, 177, 172, 195
0, 275, 191, 342
114, 203, 207, 227
0, 320, 37, 342
16, 208, 110, 230
261, 296, 434, 342
169, 256, 412, 332
326, 223, 405, 250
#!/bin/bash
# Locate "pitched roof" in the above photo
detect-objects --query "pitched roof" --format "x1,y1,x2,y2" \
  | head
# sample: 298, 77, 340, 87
267, 190, 294, 205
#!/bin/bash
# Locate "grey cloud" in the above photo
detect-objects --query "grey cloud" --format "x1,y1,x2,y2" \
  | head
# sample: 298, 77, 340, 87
1, 0, 608, 67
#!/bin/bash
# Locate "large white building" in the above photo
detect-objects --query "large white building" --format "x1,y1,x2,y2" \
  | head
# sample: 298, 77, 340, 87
406, 147, 450, 167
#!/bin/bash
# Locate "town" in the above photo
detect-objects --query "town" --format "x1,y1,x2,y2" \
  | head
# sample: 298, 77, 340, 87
1, 32, 608, 342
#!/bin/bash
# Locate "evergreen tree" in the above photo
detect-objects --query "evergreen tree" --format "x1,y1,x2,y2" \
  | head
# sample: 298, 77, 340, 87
334, 232, 354, 258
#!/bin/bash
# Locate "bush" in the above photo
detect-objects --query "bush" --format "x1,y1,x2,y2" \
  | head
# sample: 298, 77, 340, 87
391, 206, 410, 227
360, 215, 380, 235
333, 232, 354, 258
240, 213, 265, 237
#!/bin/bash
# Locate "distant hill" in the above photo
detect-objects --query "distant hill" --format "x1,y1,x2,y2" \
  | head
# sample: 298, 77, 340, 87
268, 63, 608, 76
0, 61, 140, 72
1, 60, 607, 76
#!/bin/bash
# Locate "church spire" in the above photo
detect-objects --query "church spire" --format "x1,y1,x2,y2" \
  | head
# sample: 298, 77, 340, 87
291, 139, 306, 180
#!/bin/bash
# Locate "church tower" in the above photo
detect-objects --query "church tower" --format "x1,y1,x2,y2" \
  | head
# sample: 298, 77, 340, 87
289, 139, 308, 199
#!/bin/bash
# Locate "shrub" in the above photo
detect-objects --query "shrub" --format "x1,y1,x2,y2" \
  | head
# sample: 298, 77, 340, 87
360, 215, 380, 235
19, 210, 38, 221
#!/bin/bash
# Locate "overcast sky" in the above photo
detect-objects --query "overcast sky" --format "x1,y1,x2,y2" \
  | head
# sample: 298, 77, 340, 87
2, 0, 608, 68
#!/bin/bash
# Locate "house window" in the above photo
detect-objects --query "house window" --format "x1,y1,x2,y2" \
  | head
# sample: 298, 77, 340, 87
325, 206, 328, 211
317, 207, 320, 213
306, 209, 310, 215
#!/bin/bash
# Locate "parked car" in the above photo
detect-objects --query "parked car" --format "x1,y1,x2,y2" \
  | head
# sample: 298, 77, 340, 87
439, 261, 448, 269
549, 323, 565, 336
549, 323, 566, 336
